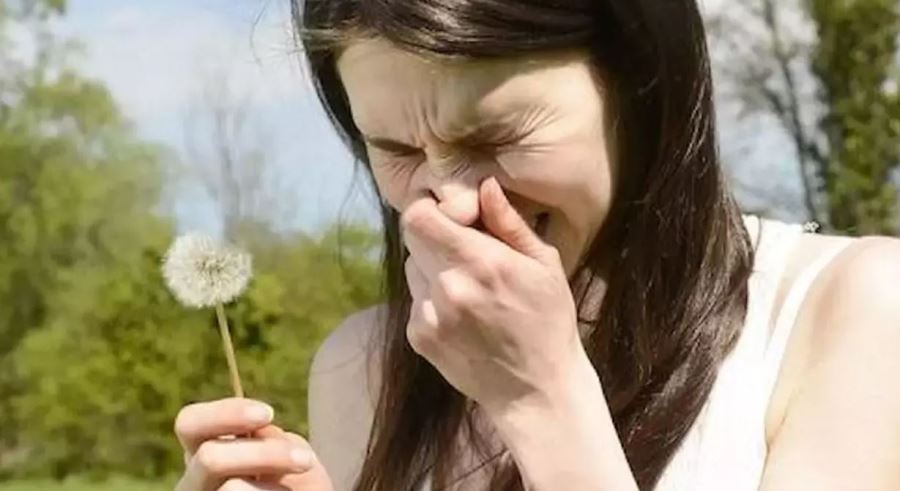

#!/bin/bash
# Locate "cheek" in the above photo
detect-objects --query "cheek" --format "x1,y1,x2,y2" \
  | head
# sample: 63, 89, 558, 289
369, 159, 421, 211
498, 141, 612, 271
499, 141, 612, 223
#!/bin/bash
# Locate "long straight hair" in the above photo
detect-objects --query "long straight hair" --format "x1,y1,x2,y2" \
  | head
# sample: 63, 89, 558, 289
293, 1, 755, 489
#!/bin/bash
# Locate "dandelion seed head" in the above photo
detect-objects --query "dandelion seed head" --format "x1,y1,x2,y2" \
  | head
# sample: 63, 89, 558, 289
162, 233, 252, 308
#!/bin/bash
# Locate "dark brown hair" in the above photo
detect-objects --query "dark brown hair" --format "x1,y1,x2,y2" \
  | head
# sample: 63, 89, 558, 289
292, 1, 754, 489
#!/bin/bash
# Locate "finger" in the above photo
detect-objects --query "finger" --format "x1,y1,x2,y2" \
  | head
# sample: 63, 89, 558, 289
279, 433, 335, 489
405, 256, 429, 301
250, 427, 301, 486
406, 297, 441, 358
403, 229, 445, 279
408, 297, 440, 334
252, 425, 285, 440
183, 438, 316, 491
283, 432, 314, 454
175, 398, 275, 455
435, 189, 480, 227
402, 197, 476, 266
218, 478, 290, 491
479, 177, 549, 260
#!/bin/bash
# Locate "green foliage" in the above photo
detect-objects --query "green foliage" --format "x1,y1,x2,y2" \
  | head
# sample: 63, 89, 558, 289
233, 224, 383, 436
0, 476, 174, 491
809, 0, 900, 234
0, 69, 162, 358
0, 0, 384, 481
0, 0, 170, 471
8, 224, 382, 479
709, 0, 899, 233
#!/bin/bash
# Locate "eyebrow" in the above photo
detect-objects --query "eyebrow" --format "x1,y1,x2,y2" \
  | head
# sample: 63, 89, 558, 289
364, 121, 519, 152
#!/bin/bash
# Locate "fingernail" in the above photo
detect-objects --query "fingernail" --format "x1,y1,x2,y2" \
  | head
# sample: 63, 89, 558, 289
245, 403, 274, 424
290, 447, 313, 469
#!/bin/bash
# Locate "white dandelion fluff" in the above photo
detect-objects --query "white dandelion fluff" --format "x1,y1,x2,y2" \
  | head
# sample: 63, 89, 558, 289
162, 232, 253, 398
162, 233, 252, 309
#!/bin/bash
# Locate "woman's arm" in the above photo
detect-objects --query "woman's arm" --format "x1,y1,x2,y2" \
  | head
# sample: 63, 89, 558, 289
758, 237, 900, 490
486, 352, 639, 491
490, 237, 900, 491
400, 179, 643, 490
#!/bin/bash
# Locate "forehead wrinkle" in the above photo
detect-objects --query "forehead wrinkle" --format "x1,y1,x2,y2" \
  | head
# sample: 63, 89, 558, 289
341, 39, 584, 147
419, 64, 448, 147
433, 61, 565, 145
378, 55, 464, 148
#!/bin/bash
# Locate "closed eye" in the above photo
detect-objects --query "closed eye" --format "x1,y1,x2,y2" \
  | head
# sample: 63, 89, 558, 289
365, 137, 421, 157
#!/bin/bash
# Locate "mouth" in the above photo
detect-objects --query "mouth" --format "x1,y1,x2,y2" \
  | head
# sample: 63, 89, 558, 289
529, 212, 550, 239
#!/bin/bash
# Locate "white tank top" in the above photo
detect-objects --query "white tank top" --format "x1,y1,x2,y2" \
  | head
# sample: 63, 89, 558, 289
419, 215, 854, 491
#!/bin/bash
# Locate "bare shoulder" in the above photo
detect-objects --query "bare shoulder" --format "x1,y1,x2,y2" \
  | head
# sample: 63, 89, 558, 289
310, 304, 385, 388
780, 232, 900, 354
761, 234, 900, 490
308, 304, 386, 491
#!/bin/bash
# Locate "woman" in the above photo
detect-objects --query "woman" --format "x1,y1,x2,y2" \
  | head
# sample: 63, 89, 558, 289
172, 0, 900, 490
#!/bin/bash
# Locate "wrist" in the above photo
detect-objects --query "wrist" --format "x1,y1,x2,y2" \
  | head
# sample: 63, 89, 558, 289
486, 354, 638, 491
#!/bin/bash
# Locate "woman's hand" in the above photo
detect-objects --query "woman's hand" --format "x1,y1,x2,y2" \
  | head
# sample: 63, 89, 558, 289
174, 398, 334, 491
403, 178, 636, 490
402, 177, 590, 417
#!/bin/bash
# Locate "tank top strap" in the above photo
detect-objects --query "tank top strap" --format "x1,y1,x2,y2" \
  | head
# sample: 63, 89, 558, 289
760, 235, 855, 399
741, 215, 806, 349
743, 214, 804, 274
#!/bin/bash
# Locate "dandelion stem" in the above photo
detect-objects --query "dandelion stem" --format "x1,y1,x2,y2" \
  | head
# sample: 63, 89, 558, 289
215, 303, 244, 398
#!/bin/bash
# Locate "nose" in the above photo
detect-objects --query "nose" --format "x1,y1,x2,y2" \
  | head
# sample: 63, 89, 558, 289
427, 174, 482, 227
421, 150, 494, 227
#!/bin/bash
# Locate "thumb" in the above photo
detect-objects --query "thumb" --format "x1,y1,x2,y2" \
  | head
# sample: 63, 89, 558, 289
479, 177, 549, 260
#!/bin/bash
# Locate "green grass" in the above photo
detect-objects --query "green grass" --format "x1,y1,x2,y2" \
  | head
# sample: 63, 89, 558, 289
0, 476, 175, 491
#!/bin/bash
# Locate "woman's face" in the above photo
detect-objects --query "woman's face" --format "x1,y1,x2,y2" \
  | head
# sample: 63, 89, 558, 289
337, 38, 616, 275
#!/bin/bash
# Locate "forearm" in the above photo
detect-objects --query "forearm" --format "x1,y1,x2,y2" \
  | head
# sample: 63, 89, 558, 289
487, 358, 639, 491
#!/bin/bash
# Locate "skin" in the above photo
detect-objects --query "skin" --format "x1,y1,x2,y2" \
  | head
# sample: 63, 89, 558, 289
173, 399, 334, 491
338, 39, 615, 278
172, 38, 900, 491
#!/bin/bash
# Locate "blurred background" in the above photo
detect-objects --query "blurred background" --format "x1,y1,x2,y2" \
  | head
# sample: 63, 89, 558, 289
0, 0, 897, 489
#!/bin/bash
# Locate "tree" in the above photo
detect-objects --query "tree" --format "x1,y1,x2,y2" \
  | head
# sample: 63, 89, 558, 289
0, 0, 171, 466
180, 64, 295, 241
0, 0, 384, 480
9, 222, 382, 479
708, 0, 900, 235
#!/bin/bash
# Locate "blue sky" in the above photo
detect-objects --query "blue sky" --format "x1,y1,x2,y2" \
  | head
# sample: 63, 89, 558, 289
60, 0, 374, 236
55, 0, 806, 236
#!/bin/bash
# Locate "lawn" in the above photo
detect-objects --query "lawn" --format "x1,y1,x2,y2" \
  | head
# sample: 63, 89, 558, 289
0, 476, 175, 491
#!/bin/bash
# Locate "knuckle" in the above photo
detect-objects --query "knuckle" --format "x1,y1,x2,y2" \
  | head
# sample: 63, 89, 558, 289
173, 403, 200, 441
406, 318, 441, 356
406, 320, 433, 354
400, 210, 415, 231
437, 272, 473, 308
404, 257, 421, 285
194, 442, 226, 477
218, 478, 251, 491
401, 202, 428, 232
285, 432, 312, 452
